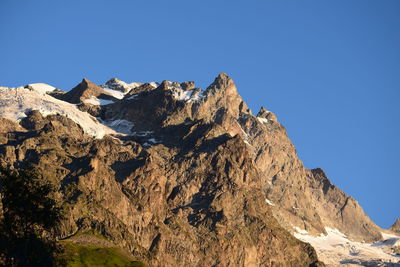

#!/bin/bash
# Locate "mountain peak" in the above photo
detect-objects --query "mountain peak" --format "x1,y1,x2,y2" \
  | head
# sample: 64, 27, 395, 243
103, 78, 143, 93
81, 78, 94, 85
59, 78, 106, 104
206, 72, 234, 94
216, 72, 230, 81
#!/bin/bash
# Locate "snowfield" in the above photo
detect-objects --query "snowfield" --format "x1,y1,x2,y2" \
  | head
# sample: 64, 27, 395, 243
99, 119, 134, 135
294, 227, 400, 266
0, 85, 129, 138
83, 96, 114, 106
101, 79, 143, 93
102, 88, 126, 100
26, 83, 56, 95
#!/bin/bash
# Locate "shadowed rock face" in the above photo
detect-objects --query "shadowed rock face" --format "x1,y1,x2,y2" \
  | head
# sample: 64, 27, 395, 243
0, 73, 383, 265
0, 114, 322, 266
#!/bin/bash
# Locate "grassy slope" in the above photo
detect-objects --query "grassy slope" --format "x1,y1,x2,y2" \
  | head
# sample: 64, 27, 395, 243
56, 233, 149, 267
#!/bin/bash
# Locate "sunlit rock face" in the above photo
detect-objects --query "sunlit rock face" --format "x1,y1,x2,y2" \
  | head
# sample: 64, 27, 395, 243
0, 73, 388, 266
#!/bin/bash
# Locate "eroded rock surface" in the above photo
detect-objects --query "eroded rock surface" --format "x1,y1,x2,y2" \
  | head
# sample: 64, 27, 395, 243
0, 73, 385, 265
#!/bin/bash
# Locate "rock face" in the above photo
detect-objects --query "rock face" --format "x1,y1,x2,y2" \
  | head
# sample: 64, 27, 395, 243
0, 117, 321, 266
0, 73, 385, 265
238, 107, 381, 242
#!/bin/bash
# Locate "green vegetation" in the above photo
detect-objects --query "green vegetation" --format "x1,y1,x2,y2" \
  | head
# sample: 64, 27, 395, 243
57, 243, 149, 267
0, 168, 149, 267
0, 168, 63, 266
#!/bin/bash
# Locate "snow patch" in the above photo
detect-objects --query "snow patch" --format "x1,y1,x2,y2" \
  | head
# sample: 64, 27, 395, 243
294, 228, 400, 265
244, 140, 252, 146
102, 88, 125, 100
26, 83, 56, 95
102, 79, 142, 93
99, 99, 114, 105
173, 89, 192, 101
83, 97, 100, 106
294, 226, 308, 235
0, 86, 115, 138
149, 82, 159, 88
166, 81, 203, 102
83, 97, 114, 106
132, 131, 153, 137
257, 117, 269, 124
147, 138, 159, 144
101, 119, 134, 135
265, 198, 275, 206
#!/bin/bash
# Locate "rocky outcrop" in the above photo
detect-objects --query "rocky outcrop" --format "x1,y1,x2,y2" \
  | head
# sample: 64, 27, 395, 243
390, 219, 400, 234
59, 78, 114, 104
0, 117, 25, 133
238, 106, 382, 242
257, 107, 277, 122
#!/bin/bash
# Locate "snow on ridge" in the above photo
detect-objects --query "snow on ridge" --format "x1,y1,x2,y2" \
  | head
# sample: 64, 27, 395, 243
142, 137, 161, 147
101, 79, 159, 100
99, 99, 114, 105
100, 119, 134, 135
102, 79, 142, 93
83, 96, 114, 106
83, 97, 101, 106
257, 117, 269, 124
26, 83, 56, 95
149, 82, 158, 88
165, 81, 203, 102
0, 86, 116, 138
102, 88, 125, 100
294, 227, 400, 265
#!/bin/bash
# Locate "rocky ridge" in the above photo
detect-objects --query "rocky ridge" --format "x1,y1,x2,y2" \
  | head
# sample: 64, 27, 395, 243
0, 73, 394, 266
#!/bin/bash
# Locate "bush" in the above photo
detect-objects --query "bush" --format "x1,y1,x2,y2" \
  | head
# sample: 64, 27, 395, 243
0, 168, 63, 266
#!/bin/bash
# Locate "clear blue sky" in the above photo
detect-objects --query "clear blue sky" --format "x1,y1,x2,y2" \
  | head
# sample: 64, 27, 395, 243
1, 0, 399, 228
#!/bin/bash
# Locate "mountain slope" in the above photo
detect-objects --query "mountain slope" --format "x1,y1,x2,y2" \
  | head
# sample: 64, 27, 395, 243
0, 78, 322, 266
0, 73, 393, 266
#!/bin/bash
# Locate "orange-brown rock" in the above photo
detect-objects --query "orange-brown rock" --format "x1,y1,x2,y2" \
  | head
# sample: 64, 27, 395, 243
2, 73, 385, 265
0, 111, 323, 266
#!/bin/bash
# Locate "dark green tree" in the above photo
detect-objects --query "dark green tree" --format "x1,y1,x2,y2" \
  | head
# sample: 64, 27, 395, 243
0, 168, 63, 267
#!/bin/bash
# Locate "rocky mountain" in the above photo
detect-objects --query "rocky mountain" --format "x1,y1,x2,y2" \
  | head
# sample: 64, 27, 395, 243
0, 74, 398, 266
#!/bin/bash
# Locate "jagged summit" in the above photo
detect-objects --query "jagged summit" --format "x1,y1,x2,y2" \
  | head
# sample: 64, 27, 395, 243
0, 73, 396, 266
205, 72, 232, 93
61, 78, 119, 104
103, 78, 143, 93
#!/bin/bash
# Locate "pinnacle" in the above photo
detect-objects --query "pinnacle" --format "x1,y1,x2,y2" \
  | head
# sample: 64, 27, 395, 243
81, 78, 97, 86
